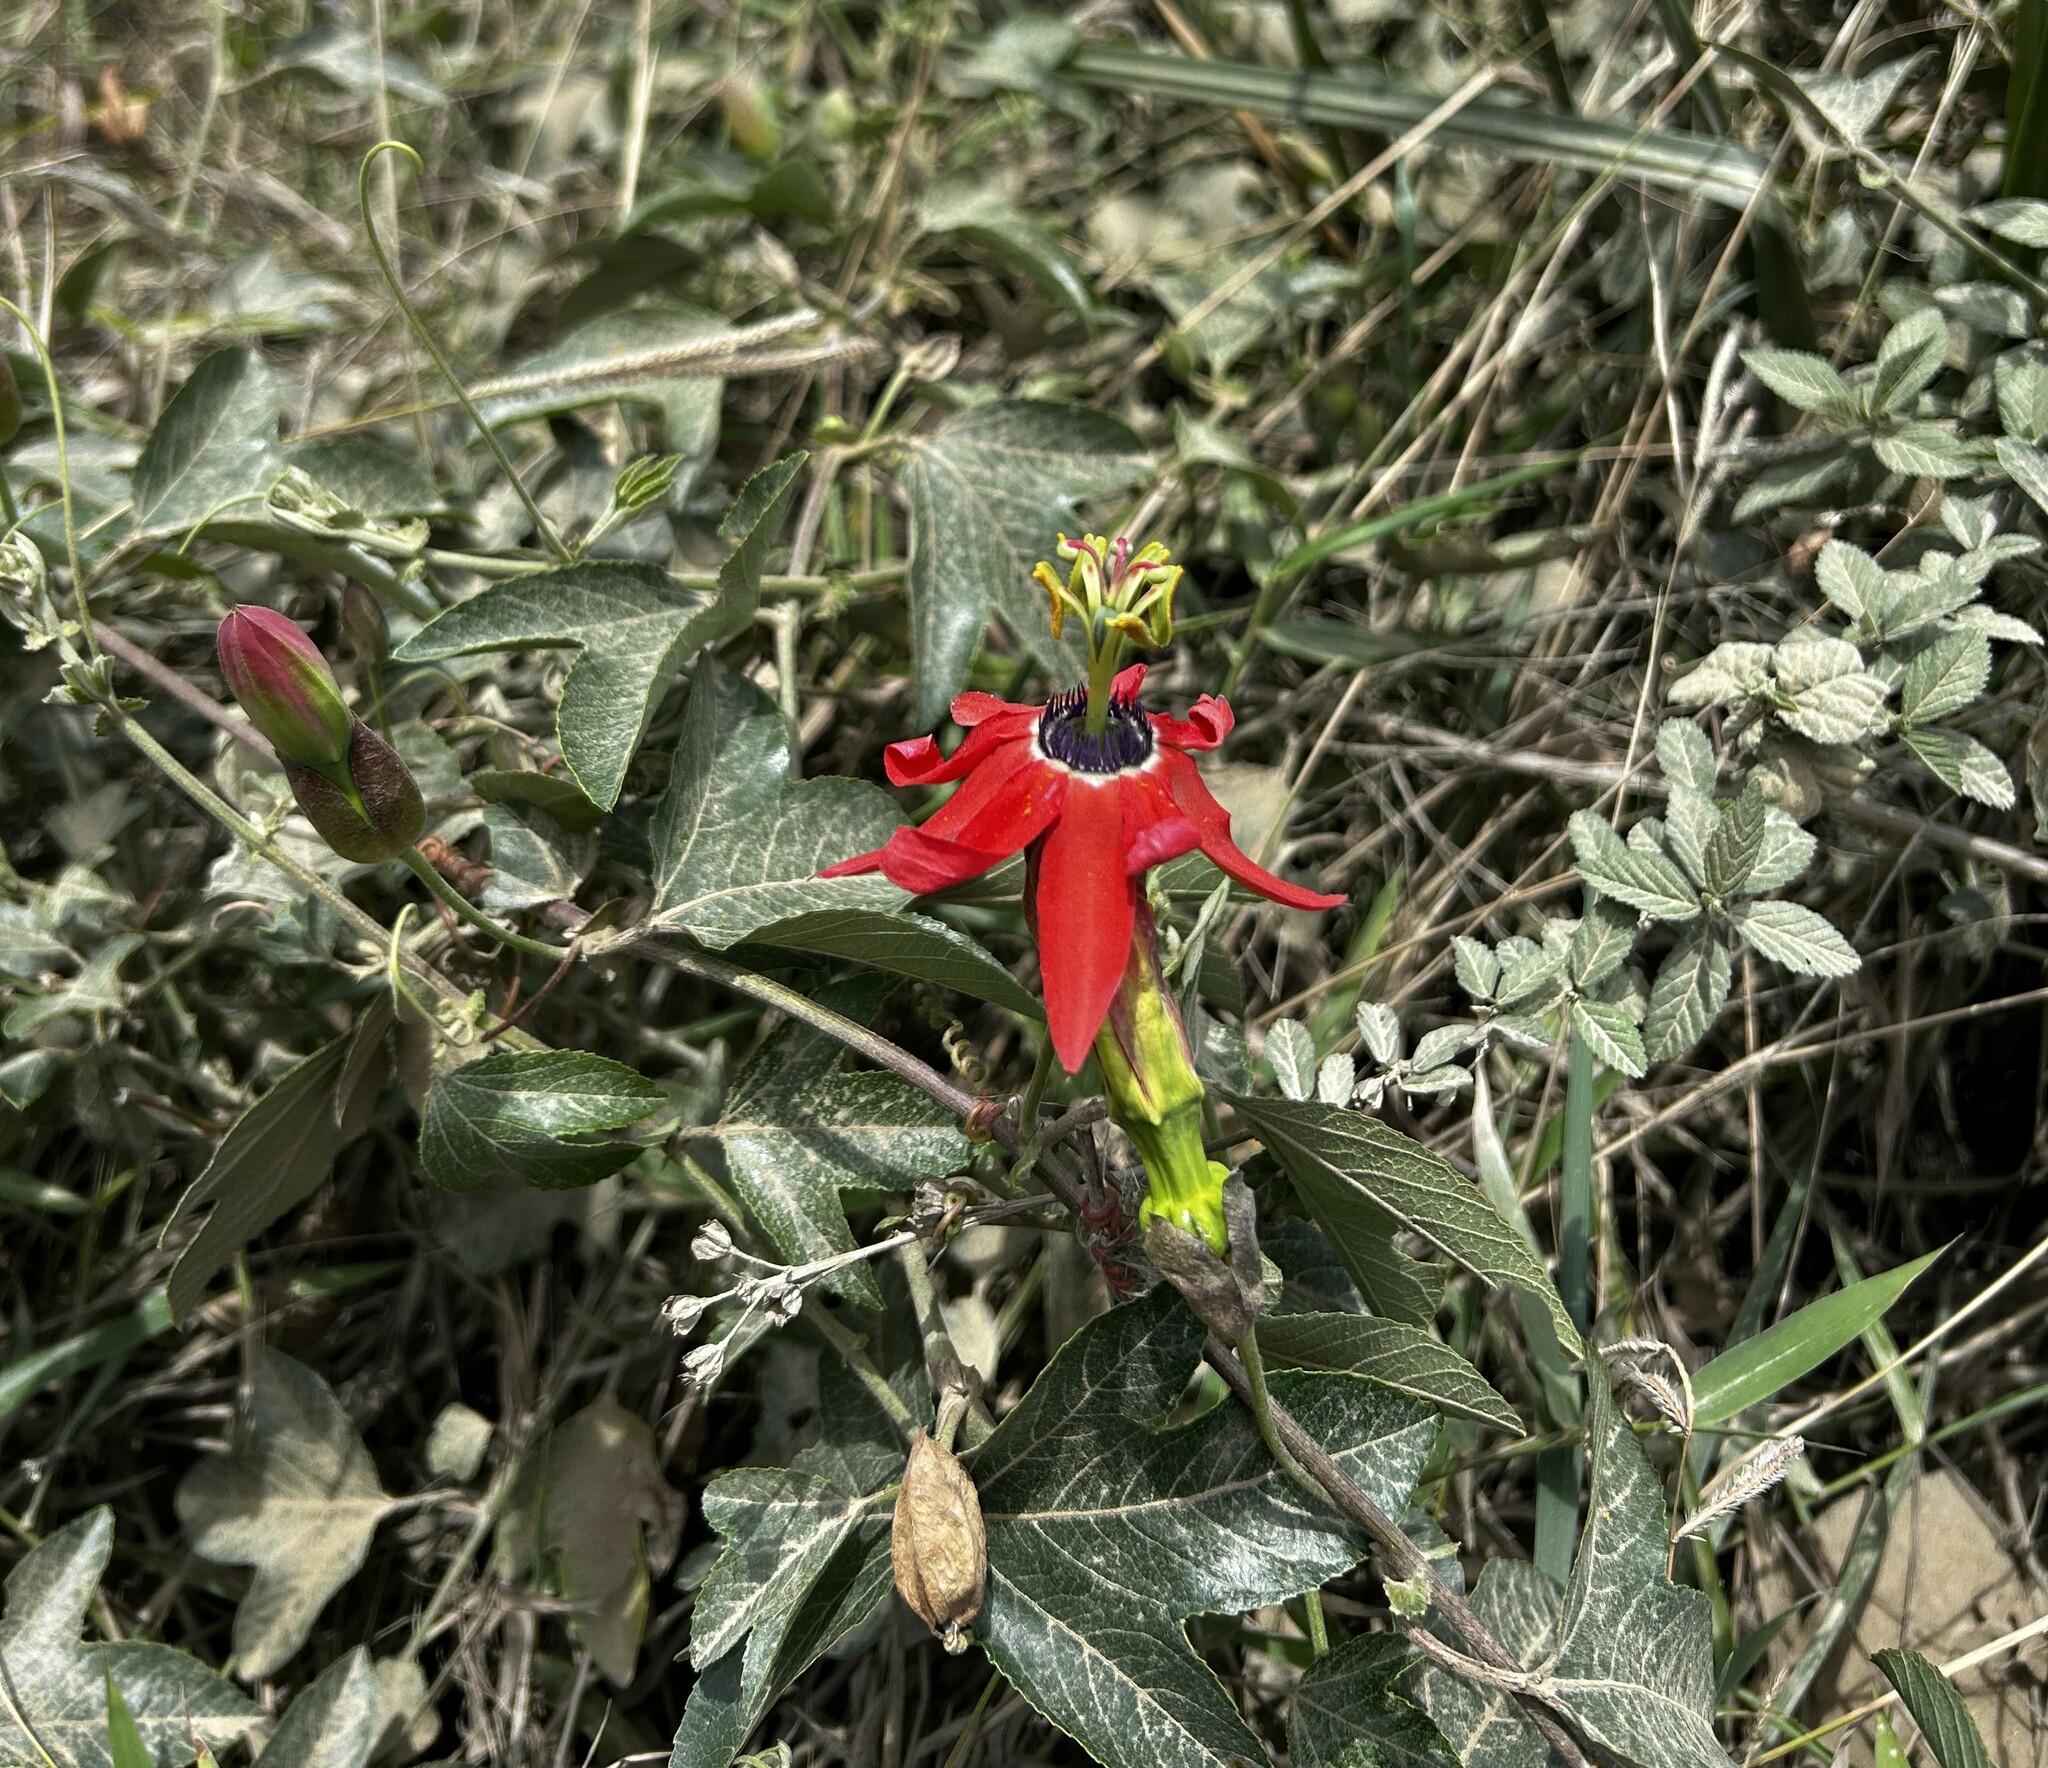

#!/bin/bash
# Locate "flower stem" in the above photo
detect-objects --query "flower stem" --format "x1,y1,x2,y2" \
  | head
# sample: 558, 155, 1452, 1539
401, 848, 567, 959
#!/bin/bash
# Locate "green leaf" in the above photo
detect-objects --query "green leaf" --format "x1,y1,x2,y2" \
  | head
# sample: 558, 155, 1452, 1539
1968, 196, 2048, 245
1994, 360, 2048, 445
1570, 998, 1646, 1078
1289, 1632, 1460, 1768
648, 663, 906, 945
1267, 1019, 1318, 1100
1898, 629, 1991, 725
394, 454, 803, 808
920, 177, 1108, 319
1642, 919, 1732, 1062
1729, 900, 1860, 978
1995, 435, 2048, 514
1539, 1372, 1727, 1768
1902, 726, 2016, 808
1744, 347, 1857, 415
1654, 719, 1717, 795
1690, 1249, 1939, 1424
480, 803, 590, 911
1567, 811, 1700, 921
1771, 634, 1891, 743
130, 345, 283, 537
895, 400, 1151, 727
175, 1349, 395, 1680
1701, 781, 1769, 898
255, 1649, 381, 1768
700, 995, 970, 1308
1872, 307, 1951, 410
496, 1399, 684, 1685
419, 1050, 665, 1193
1569, 898, 1640, 991
972, 1290, 1437, 1768
0, 1510, 262, 1768
161, 994, 391, 1322
1872, 1648, 1995, 1768
1258, 1310, 1520, 1432
1747, 811, 1818, 893
473, 304, 735, 452
1815, 539, 1885, 622
1730, 449, 1854, 521
468, 767, 605, 833
744, 907, 1040, 1016
1872, 421, 1972, 479
1231, 1094, 1576, 1344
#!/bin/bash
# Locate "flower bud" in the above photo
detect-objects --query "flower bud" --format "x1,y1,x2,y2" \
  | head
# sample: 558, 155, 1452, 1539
682, 1343, 726, 1388
280, 718, 426, 864
661, 1292, 711, 1335
692, 1220, 733, 1262
216, 606, 353, 768
891, 1433, 986, 1654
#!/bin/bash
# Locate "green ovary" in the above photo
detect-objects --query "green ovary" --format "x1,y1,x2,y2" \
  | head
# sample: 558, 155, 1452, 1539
1093, 910, 1229, 1253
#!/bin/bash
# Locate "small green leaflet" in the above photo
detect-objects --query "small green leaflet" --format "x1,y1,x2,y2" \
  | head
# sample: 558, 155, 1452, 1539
1689, 1247, 1939, 1424
1872, 1648, 1995, 1768
0, 1508, 263, 1767
970, 1289, 1437, 1768
1289, 1633, 1459, 1768
895, 400, 1152, 727
1257, 1311, 1520, 1433
130, 345, 283, 538
420, 1050, 665, 1192
395, 454, 804, 808
647, 664, 905, 946
176, 1349, 396, 1680
1232, 1094, 1577, 1344
696, 984, 969, 1309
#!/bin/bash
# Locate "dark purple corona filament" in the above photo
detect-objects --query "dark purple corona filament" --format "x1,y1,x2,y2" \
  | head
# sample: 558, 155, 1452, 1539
1036, 687, 1155, 774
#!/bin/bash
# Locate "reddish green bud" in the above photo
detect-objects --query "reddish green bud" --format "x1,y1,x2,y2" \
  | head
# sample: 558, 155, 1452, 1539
281, 718, 425, 864
1094, 902, 1230, 1253
216, 605, 353, 768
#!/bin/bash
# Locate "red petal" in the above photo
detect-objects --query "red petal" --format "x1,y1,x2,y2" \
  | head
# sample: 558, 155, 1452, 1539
821, 847, 887, 878
1034, 781, 1136, 1071
868, 826, 1017, 895
917, 742, 1039, 843
884, 709, 1041, 786
924, 751, 1065, 853
1118, 769, 1200, 875
1150, 694, 1234, 752
1111, 662, 1148, 701
951, 690, 1038, 727
1159, 750, 1346, 911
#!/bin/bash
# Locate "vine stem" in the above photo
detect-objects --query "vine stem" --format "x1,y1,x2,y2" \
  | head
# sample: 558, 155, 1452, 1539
401, 848, 566, 959
357, 141, 571, 564
0, 296, 86, 649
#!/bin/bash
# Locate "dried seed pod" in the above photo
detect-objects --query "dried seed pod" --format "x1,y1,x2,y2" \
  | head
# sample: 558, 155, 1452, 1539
891, 1432, 986, 1653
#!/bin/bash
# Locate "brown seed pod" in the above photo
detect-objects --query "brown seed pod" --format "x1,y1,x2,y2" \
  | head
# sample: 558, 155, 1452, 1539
891, 1432, 987, 1654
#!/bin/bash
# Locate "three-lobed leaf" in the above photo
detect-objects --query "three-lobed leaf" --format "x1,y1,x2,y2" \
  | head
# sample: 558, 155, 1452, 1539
895, 400, 1151, 726
0, 1509, 263, 1768
175, 1350, 394, 1680
394, 455, 803, 808
648, 663, 905, 945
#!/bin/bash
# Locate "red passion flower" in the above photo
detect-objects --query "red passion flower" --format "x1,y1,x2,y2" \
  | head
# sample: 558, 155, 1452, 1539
824, 663, 1345, 1071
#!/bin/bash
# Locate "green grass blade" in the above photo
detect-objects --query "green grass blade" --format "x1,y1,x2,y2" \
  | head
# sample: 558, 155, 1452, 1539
1690, 1248, 1941, 1426
1065, 45, 1773, 210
